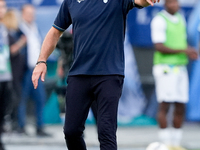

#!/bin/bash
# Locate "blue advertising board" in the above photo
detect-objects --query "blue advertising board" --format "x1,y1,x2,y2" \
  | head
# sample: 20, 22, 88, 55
127, 5, 193, 48
6, 0, 194, 46
6, 0, 62, 8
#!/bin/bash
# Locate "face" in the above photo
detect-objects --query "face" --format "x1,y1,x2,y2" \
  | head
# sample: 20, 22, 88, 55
165, 0, 179, 15
22, 5, 35, 24
0, 1, 7, 21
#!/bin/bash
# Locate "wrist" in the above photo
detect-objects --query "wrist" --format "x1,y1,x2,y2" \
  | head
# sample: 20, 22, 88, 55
36, 61, 47, 67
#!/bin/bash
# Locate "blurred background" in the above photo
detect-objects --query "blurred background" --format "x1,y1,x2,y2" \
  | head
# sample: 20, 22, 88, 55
1, 0, 200, 150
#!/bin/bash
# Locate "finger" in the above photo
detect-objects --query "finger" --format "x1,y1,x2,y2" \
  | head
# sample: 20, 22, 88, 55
34, 81, 38, 89
153, 0, 159, 3
41, 70, 46, 82
32, 72, 40, 89
147, 0, 154, 6
154, 0, 159, 3
32, 76, 38, 89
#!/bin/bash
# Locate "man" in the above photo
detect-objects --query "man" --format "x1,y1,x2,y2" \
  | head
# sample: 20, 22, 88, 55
32, 0, 160, 149
151, 0, 198, 149
18, 4, 49, 136
0, 0, 12, 149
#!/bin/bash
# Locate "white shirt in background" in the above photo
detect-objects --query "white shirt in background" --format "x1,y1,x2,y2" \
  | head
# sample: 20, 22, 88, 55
20, 21, 41, 69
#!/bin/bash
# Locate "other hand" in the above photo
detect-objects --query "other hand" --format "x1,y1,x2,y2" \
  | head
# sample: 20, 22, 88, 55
185, 47, 198, 60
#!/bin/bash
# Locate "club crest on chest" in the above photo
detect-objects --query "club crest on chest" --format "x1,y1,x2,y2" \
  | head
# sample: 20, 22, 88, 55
77, 0, 84, 3
103, 0, 108, 3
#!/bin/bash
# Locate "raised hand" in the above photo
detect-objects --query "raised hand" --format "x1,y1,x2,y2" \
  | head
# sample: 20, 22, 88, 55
135, 0, 160, 7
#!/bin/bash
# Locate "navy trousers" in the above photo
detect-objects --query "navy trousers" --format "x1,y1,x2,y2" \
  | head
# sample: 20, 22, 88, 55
64, 75, 124, 150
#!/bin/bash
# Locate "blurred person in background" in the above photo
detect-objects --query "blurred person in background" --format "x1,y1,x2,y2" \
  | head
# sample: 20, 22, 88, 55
56, 30, 74, 115
17, 4, 50, 137
151, 0, 198, 149
56, 29, 73, 79
56, 29, 98, 123
2, 9, 27, 132
0, 0, 12, 149
32, 0, 160, 150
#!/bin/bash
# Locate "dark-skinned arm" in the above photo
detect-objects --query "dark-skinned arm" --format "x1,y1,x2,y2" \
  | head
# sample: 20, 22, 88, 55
155, 43, 198, 60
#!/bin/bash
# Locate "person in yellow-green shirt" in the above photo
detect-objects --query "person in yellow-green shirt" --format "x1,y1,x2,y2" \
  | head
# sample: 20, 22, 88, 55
151, 0, 198, 149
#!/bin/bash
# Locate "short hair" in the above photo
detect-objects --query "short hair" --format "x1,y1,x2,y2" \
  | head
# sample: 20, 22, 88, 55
0, 0, 6, 7
21, 4, 34, 12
